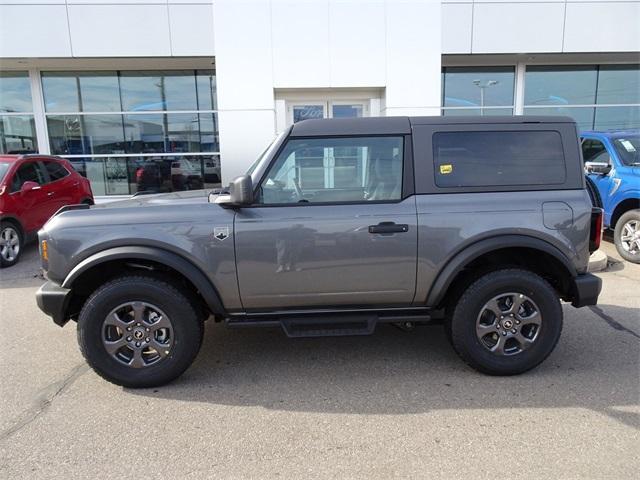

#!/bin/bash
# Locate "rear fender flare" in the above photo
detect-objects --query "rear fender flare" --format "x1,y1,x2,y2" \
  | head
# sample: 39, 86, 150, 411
425, 235, 577, 307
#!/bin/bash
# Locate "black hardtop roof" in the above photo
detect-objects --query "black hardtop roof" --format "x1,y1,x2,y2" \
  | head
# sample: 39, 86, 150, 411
289, 115, 576, 137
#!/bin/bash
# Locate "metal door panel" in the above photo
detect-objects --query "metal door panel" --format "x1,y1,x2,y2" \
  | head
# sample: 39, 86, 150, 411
234, 198, 418, 310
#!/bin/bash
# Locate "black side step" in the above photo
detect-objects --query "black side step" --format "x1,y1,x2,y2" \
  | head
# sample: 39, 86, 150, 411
224, 307, 437, 338
280, 315, 377, 338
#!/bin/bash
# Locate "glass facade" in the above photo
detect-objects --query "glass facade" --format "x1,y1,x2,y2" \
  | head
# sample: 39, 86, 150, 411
41, 70, 220, 195
524, 65, 640, 131
0, 72, 38, 153
441, 64, 639, 130
441, 67, 515, 116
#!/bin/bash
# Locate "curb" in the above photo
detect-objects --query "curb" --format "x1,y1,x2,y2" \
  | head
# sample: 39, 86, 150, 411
588, 250, 608, 272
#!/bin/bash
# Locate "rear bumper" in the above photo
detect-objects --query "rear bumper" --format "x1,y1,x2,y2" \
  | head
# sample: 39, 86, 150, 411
570, 273, 602, 308
36, 280, 72, 326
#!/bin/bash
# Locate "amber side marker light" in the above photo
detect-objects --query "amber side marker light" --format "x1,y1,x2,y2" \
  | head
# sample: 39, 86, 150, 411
41, 240, 48, 262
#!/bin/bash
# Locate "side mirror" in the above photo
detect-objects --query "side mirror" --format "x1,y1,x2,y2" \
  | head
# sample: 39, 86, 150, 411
214, 175, 253, 207
20, 181, 41, 193
585, 161, 611, 175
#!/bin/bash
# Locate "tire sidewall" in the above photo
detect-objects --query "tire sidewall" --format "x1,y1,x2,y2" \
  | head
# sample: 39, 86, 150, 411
451, 270, 563, 375
0, 222, 23, 268
614, 209, 640, 264
78, 276, 202, 388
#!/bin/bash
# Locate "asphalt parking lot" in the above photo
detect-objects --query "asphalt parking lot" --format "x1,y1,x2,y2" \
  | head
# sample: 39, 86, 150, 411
0, 240, 638, 479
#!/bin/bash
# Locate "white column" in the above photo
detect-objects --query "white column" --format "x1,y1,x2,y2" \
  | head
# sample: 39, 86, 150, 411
213, 0, 443, 182
29, 69, 50, 154
213, 0, 276, 183
514, 61, 526, 115
383, 0, 442, 117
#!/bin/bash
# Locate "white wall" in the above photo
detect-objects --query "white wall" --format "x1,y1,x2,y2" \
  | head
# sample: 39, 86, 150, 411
2, 0, 637, 57
213, 0, 277, 182
214, 0, 442, 182
0, 4, 72, 57
442, 0, 640, 54
0, 0, 215, 58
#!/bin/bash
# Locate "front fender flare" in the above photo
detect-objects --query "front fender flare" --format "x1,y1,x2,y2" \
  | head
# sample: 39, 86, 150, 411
425, 235, 577, 307
62, 246, 226, 315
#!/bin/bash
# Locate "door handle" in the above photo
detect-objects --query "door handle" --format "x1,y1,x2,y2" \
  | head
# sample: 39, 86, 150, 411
368, 222, 409, 234
47, 192, 55, 196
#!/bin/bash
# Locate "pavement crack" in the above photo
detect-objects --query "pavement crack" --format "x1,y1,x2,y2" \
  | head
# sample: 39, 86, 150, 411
589, 306, 640, 340
0, 362, 89, 442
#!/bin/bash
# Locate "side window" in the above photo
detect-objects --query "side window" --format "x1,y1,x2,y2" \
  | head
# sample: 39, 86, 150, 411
258, 136, 404, 204
43, 160, 70, 182
10, 162, 45, 192
433, 130, 566, 188
581, 139, 611, 164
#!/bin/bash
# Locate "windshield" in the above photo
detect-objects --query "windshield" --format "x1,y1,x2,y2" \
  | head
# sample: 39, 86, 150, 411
612, 135, 640, 166
0, 162, 10, 183
246, 132, 286, 178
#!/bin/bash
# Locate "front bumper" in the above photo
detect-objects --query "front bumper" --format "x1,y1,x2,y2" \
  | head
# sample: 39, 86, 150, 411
570, 273, 602, 308
36, 280, 72, 326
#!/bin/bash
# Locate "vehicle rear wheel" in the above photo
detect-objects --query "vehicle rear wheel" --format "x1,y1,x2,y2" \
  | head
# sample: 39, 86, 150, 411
77, 275, 203, 388
0, 222, 23, 268
614, 209, 640, 264
449, 269, 563, 376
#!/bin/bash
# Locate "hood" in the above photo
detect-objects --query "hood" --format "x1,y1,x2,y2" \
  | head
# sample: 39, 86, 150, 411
94, 189, 211, 209
42, 189, 223, 232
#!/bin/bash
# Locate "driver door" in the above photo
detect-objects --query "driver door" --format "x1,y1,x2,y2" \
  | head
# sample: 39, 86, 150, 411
234, 135, 418, 310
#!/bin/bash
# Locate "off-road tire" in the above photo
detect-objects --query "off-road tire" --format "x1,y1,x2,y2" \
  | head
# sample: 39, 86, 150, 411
450, 269, 563, 376
614, 209, 640, 264
77, 275, 204, 388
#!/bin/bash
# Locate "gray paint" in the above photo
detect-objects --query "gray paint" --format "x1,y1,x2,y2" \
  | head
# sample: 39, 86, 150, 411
412, 189, 592, 306
234, 199, 418, 310
42, 197, 243, 310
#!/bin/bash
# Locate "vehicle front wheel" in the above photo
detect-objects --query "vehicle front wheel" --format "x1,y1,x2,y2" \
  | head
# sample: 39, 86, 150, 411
614, 209, 640, 264
77, 275, 203, 388
449, 269, 563, 376
0, 222, 23, 268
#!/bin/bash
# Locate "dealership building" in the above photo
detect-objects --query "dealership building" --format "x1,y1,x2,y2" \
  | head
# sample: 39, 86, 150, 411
1, 0, 639, 198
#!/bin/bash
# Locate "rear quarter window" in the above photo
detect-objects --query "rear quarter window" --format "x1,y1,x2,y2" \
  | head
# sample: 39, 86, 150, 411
433, 131, 566, 188
43, 160, 70, 182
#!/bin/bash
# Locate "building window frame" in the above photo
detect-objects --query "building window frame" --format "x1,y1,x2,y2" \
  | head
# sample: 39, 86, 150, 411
441, 57, 640, 131
34, 68, 221, 196
441, 65, 517, 117
0, 70, 40, 154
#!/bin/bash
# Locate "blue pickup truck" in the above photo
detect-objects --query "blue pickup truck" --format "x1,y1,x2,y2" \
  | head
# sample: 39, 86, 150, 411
581, 130, 640, 263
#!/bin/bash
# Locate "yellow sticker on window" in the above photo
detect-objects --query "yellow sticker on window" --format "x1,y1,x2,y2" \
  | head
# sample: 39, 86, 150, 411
440, 164, 453, 174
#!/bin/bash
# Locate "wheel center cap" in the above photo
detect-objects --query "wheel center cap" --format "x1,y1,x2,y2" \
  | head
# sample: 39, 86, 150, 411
133, 329, 145, 340
502, 319, 514, 329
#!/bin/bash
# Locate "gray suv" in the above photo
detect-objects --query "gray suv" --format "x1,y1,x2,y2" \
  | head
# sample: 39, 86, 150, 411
36, 116, 603, 387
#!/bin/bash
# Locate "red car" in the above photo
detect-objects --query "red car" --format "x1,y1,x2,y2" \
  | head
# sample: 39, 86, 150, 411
0, 155, 93, 267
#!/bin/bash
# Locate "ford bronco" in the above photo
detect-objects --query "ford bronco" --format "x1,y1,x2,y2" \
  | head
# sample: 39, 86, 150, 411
36, 116, 603, 387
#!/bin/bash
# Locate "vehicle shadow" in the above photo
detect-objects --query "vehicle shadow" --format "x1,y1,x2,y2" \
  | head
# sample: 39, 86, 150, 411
129, 303, 640, 429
